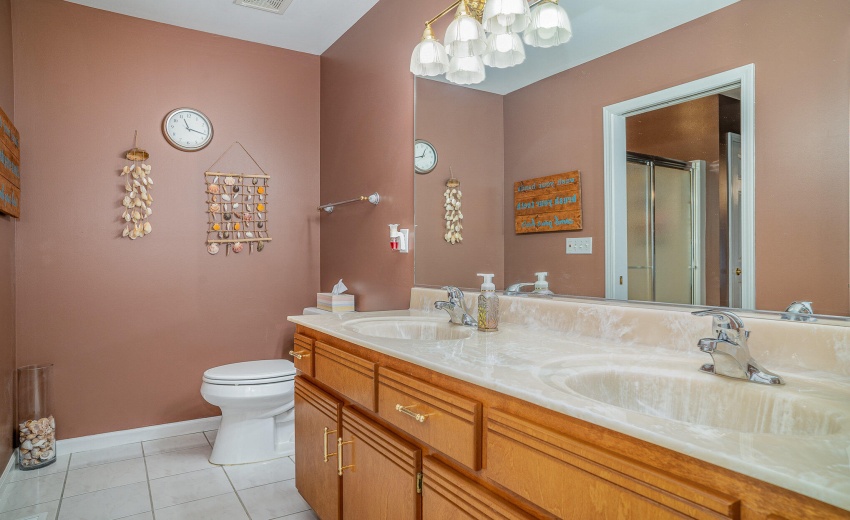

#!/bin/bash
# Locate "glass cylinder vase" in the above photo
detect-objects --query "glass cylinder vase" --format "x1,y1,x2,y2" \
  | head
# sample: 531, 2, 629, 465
16, 364, 56, 470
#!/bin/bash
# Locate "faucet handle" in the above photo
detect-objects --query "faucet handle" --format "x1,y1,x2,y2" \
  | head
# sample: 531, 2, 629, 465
441, 286, 465, 304
692, 309, 746, 335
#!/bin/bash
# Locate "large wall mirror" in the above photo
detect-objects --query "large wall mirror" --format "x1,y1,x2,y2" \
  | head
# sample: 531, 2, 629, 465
413, 0, 850, 319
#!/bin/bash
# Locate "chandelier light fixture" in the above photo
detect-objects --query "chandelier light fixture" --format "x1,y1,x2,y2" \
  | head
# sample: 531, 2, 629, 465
410, 0, 572, 85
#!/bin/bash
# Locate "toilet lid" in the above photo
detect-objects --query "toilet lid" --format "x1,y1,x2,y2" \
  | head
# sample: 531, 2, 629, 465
203, 360, 296, 385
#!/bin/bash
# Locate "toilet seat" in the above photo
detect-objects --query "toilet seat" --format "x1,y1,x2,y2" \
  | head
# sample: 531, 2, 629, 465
203, 360, 296, 386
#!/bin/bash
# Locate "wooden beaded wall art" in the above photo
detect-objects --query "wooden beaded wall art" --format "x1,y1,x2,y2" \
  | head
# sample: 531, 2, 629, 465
120, 131, 153, 240
205, 142, 271, 255
0, 105, 21, 218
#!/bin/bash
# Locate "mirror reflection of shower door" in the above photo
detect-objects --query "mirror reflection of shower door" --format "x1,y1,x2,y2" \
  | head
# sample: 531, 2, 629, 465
627, 153, 703, 305
727, 133, 743, 308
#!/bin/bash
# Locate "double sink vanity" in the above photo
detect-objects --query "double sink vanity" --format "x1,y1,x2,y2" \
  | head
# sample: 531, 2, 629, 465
287, 288, 850, 519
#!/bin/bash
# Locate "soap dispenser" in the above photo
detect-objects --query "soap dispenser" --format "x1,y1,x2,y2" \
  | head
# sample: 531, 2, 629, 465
476, 273, 499, 332
533, 272, 554, 296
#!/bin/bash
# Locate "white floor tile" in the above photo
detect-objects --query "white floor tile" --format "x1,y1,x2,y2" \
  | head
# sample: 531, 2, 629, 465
0, 473, 65, 514
203, 430, 217, 446
68, 443, 143, 470
237, 480, 309, 520
153, 493, 249, 520
273, 510, 318, 520
142, 434, 208, 456
224, 457, 295, 491
0, 500, 59, 520
63, 458, 147, 498
56, 482, 150, 520
8, 456, 70, 483
149, 467, 231, 510
117, 514, 153, 520
145, 445, 214, 480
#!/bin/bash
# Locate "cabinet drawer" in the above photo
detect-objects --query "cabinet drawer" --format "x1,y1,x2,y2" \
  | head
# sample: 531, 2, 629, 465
422, 456, 532, 520
314, 341, 376, 411
378, 367, 481, 470
485, 409, 739, 520
291, 334, 314, 376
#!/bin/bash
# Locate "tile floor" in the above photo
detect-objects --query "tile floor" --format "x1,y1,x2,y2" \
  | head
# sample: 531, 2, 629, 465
0, 430, 316, 520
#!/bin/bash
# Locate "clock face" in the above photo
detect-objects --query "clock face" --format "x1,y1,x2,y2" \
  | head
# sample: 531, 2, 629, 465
163, 108, 213, 151
414, 139, 437, 174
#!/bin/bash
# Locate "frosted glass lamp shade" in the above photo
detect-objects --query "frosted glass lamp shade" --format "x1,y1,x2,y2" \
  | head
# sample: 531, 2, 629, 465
482, 0, 530, 34
446, 55, 486, 85
523, 0, 572, 48
483, 32, 526, 68
410, 26, 449, 76
444, 2, 487, 57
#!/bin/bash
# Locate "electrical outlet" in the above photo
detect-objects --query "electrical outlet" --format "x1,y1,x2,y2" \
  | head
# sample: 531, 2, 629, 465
566, 237, 592, 254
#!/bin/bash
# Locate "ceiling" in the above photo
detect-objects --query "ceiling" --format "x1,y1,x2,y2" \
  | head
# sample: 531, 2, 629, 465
427, 0, 740, 94
65, 0, 380, 55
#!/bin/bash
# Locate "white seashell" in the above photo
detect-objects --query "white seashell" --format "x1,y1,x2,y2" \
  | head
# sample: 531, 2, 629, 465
246, 232, 254, 238
124, 213, 131, 222
143, 222, 152, 234
221, 194, 231, 202
32, 439, 45, 448
122, 227, 129, 237
141, 177, 148, 186
233, 203, 240, 209
133, 180, 141, 187
21, 439, 32, 450
213, 176, 219, 184
134, 199, 142, 207
147, 176, 154, 185
146, 207, 152, 216
142, 164, 151, 171
224, 177, 236, 186
133, 210, 141, 220
122, 166, 130, 175
455, 224, 461, 231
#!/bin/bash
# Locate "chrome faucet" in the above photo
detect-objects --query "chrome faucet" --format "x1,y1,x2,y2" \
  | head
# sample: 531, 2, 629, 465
782, 301, 816, 322
435, 286, 477, 327
504, 282, 535, 296
692, 309, 784, 385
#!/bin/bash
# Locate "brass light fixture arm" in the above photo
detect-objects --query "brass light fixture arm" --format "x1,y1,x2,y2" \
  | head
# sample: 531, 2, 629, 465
423, 0, 551, 29
425, 0, 462, 27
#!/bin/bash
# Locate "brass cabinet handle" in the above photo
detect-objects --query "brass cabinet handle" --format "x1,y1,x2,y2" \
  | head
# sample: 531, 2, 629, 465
323, 427, 337, 462
735, 267, 742, 276
337, 437, 354, 476
289, 350, 308, 360
395, 404, 431, 423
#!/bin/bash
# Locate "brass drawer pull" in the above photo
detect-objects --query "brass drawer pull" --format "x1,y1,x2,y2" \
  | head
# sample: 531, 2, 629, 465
289, 350, 309, 360
323, 427, 337, 462
395, 404, 431, 423
337, 437, 354, 476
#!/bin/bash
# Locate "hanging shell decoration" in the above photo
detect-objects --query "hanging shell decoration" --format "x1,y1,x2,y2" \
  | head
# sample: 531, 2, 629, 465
120, 134, 153, 240
206, 172, 271, 255
444, 178, 463, 244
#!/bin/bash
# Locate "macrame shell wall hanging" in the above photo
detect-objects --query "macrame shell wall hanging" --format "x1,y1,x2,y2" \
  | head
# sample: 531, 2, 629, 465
120, 132, 153, 240
444, 173, 463, 244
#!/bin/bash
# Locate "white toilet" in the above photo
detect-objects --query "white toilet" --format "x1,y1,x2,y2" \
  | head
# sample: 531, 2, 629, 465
201, 359, 297, 465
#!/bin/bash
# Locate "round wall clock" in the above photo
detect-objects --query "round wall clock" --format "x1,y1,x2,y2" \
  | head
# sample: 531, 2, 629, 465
414, 139, 438, 174
163, 108, 214, 151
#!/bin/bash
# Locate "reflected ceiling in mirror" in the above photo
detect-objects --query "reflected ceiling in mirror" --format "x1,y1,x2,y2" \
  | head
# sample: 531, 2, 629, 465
413, 0, 850, 318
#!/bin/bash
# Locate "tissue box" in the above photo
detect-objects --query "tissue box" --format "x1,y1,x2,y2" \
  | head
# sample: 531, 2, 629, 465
317, 293, 355, 312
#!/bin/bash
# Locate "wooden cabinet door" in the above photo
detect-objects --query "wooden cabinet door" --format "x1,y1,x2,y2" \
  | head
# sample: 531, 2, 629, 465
294, 377, 341, 520
422, 456, 533, 520
340, 407, 421, 520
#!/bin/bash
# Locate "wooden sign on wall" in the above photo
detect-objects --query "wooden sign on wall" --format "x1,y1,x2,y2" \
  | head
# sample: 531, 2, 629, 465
0, 106, 20, 218
514, 171, 582, 234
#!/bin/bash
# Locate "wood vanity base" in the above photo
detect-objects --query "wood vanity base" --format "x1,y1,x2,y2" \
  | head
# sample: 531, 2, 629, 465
293, 326, 850, 520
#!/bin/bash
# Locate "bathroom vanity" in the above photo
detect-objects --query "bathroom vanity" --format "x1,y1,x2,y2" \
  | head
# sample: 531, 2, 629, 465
287, 289, 850, 520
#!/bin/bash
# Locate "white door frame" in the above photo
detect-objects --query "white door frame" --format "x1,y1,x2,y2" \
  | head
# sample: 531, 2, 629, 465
603, 64, 756, 309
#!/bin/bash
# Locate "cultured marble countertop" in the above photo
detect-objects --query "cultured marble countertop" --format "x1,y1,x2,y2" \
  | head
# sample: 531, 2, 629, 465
288, 309, 850, 511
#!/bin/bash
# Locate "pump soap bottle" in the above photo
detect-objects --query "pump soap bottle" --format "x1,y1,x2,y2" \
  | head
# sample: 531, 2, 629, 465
476, 273, 499, 332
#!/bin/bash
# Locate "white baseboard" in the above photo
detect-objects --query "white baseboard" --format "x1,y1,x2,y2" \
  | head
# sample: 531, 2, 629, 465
0, 451, 14, 490
56, 416, 221, 455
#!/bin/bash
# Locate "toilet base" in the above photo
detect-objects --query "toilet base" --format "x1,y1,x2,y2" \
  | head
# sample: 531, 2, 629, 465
209, 405, 295, 465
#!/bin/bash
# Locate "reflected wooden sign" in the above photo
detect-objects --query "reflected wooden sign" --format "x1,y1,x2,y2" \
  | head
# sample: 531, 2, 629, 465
514, 171, 582, 234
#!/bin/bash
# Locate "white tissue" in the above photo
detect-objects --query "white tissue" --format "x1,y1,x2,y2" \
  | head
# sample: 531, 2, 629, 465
331, 279, 348, 295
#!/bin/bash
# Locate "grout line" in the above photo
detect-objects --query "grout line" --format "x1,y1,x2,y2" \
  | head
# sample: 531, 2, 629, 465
221, 466, 253, 519
54, 453, 73, 520
141, 452, 156, 520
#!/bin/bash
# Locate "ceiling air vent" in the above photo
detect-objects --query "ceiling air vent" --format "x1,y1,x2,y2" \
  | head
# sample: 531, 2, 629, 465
233, 0, 294, 15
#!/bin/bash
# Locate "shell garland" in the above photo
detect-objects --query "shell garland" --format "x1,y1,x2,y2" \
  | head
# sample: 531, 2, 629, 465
120, 163, 153, 240
18, 415, 56, 468
444, 183, 463, 244
206, 173, 270, 255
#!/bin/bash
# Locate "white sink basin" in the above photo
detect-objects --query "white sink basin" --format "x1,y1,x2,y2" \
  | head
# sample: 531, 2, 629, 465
540, 357, 847, 436
343, 317, 475, 341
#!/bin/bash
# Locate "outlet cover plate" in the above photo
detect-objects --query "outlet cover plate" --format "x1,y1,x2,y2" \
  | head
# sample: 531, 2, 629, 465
566, 237, 592, 254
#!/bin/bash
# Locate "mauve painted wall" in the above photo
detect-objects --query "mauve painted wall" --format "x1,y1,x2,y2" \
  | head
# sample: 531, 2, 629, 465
414, 78, 504, 289
0, 0, 16, 465
320, 0, 448, 311
11, 0, 320, 439
504, 0, 850, 315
